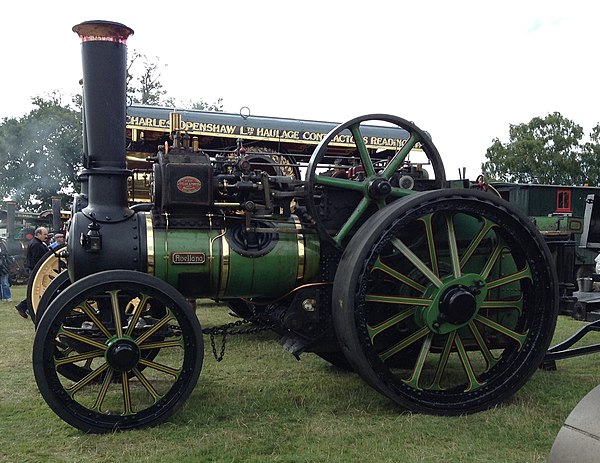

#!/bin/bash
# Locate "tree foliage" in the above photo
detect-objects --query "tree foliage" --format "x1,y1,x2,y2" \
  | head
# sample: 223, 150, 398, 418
127, 50, 167, 106
0, 93, 82, 212
482, 112, 600, 185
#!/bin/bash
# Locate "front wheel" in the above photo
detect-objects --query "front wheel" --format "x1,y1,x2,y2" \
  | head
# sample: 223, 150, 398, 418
33, 270, 204, 433
333, 189, 558, 414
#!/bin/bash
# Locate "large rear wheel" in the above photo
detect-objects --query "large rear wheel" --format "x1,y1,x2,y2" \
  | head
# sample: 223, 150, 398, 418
333, 189, 558, 414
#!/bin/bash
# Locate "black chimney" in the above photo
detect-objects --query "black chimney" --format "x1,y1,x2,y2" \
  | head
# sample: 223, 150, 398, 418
72, 21, 134, 221
68, 21, 148, 281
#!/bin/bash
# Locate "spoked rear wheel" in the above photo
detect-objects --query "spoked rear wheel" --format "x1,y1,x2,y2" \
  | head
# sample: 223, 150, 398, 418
33, 270, 203, 433
333, 189, 558, 414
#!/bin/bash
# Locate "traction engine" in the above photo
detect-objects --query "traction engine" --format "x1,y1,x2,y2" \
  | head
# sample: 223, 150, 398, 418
31, 20, 559, 433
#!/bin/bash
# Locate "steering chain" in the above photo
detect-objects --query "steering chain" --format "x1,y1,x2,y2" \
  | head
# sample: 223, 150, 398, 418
201, 314, 276, 362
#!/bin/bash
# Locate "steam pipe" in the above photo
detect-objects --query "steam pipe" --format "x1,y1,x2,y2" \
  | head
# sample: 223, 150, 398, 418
51, 196, 62, 233
5, 201, 16, 240
72, 21, 134, 221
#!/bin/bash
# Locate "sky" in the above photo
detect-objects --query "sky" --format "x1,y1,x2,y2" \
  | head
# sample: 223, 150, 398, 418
2, 0, 599, 180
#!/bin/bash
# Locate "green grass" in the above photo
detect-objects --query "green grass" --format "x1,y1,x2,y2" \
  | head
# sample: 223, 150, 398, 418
1, 285, 599, 463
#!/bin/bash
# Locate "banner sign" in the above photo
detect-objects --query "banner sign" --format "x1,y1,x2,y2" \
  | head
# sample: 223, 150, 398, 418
127, 106, 422, 151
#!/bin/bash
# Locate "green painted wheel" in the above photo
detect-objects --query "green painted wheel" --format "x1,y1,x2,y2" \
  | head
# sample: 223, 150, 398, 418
33, 270, 203, 433
333, 189, 558, 414
306, 114, 446, 249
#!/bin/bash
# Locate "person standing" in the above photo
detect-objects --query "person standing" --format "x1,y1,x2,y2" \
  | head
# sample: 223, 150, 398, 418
49, 233, 65, 250
0, 238, 12, 302
15, 227, 49, 318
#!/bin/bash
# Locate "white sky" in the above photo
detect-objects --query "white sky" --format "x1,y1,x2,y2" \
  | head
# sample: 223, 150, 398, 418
2, 0, 599, 179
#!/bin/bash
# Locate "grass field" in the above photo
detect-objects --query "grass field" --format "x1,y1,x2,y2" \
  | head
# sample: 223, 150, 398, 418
1, 284, 599, 463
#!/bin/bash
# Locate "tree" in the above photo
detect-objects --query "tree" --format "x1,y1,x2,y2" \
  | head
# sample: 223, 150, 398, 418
127, 51, 166, 105
126, 50, 223, 111
186, 98, 224, 112
0, 93, 82, 211
481, 112, 594, 185
580, 124, 600, 185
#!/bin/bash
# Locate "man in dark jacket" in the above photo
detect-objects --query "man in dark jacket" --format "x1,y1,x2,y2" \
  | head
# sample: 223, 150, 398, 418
26, 227, 49, 270
15, 227, 49, 319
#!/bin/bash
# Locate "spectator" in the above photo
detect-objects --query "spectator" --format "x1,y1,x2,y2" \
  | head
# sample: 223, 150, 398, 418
15, 227, 49, 319
0, 238, 12, 302
49, 233, 65, 250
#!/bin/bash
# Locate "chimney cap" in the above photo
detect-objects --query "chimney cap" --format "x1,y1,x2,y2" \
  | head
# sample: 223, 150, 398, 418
72, 20, 133, 44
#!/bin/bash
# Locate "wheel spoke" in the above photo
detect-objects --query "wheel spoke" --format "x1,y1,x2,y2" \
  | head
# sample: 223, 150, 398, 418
91, 366, 115, 412
334, 196, 372, 245
479, 242, 506, 280
138, 358, 180, 377
139, 339, 184, 350
481, 296, 524, 314
419, 214, 439, 277
466, 321, 500, 371
403, 332, 434, 389
455, 334, 486, 392
135, 309, 175, 344
474, 314, 528, 347
367, 307, 417, 341
365, 294, 432, 306
445, 214, 461, 278
132, 368, 162, 402
486, 267, 532, 290
79, 301, 112, 339
125, 293, 151, 336
55, 349, 104, 367
349, 123, 375, 178
67, 362, 110, 396
459, 218, 496, 268
109, 290, 124, 337
122, 372, 133, 415
379, 326, 430, 361
372, 257, 426, 292
428, 331, 457, 390
315, 174, 366, 192
382, 131, 420, 179
388, 187, 416, 198
58, 327, 108, 351
391, 237, 444, 288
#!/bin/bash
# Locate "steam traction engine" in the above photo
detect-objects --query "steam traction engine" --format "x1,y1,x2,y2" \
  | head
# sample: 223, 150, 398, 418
32, 21, 559, 433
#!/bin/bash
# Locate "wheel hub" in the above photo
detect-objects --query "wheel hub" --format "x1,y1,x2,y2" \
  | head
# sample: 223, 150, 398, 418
419, 274, 488, 334
105, 337, 141, 372
368, 177, 392, 199
439, 285, 477, 325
